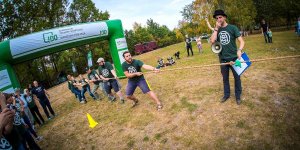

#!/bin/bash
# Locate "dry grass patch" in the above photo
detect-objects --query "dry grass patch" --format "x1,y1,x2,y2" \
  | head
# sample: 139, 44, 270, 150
36, 31, 300, 149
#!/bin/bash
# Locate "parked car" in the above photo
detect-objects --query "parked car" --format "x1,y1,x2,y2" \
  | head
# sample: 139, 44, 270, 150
134, 41, 158, 55
254, 24, 260, 30
201, 33, 210, 39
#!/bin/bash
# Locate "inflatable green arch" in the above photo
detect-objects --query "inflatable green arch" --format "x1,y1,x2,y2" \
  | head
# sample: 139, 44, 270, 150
0, 19, 128, 93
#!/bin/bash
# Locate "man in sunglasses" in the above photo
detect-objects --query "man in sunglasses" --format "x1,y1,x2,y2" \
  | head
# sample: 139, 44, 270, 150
210, 9, 245, 105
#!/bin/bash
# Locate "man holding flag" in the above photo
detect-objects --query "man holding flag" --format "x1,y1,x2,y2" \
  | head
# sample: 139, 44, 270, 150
210, 9, 245, 105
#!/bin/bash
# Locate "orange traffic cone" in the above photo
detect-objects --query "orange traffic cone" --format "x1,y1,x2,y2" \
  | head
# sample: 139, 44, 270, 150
86, 113, 98, 128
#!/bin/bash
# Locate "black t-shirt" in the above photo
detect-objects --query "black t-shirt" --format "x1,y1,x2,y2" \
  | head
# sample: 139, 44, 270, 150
32, 86, 47, 99
122, 59, 145, 82
185, 37, 192, 47
261, 23, 268, 32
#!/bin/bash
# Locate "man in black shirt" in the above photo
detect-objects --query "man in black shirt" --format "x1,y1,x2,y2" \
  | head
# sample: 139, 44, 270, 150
31, 81, 56, 120
185, 35, 193, 56
260, 19, 269, 43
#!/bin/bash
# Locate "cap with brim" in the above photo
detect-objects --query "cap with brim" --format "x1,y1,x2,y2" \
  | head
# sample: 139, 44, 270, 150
97, 58, 104, 63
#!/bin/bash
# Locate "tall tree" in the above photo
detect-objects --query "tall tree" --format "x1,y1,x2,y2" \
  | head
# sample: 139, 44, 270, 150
66, 0, 111, 74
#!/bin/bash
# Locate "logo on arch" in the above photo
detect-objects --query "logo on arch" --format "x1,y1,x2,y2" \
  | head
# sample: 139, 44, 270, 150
43, 32, 58, 43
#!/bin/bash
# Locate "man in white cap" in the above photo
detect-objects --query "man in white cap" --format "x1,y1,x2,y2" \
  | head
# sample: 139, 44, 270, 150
97, 57, 125, 103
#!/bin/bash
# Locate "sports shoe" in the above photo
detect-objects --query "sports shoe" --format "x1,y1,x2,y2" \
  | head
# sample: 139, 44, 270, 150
236, 99, 241, 105
220, 96, 230, 103
109, 96, 116, 102
157, 104, 163, 111
35, 136, 43, 142
131, 99, 139, 108
120, 99, 125, 104
80, 101, 86, 104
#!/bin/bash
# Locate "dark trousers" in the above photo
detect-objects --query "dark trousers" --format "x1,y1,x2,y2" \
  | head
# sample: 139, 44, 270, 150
29, 106, 44, 125
23, 115, 38, 138
186, 45, 193, 56
22, 130, 41, 150
268, 37, 272, 43
39, 97, 55, 118
263, 32, 269, 43
220, 64, 242, 100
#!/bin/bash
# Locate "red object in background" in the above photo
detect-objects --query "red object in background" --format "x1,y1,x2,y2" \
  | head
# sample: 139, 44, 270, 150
134, 41, 158, 55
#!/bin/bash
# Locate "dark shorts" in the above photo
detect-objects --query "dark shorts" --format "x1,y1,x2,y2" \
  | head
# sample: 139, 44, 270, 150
126, 78, 151, 96
104, 79, 120, 94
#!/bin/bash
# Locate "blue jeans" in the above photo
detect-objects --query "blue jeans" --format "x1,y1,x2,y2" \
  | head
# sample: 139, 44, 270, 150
220, 62, 242, 100
81, 85, 96, 99
71, 88, 82, 101
263, 32, 269, 43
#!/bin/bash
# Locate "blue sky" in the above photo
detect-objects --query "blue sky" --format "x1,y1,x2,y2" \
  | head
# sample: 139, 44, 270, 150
93, 0, 192, 30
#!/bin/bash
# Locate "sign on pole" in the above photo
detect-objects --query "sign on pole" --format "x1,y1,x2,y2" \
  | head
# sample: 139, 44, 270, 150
72, 62, 77, 73
87, 51, 93, 67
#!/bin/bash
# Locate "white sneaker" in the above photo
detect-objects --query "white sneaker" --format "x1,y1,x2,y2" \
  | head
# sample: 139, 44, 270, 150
80, 101, 85, 104
35, 136, 43, 142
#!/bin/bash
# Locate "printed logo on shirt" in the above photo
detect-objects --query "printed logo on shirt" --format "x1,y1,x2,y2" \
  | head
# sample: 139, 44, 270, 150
128, 66, 137, 74
13, 112, 22, 126
219, 31, 231, 45
102, 69, 110, 77
35, 87, 43, 93
0, 137, 12, 150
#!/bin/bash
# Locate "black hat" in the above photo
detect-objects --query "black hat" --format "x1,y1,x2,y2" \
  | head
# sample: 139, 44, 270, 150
213, 9, 227, 18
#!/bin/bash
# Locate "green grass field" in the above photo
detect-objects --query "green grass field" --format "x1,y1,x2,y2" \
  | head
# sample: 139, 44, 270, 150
38, 31, 300, 149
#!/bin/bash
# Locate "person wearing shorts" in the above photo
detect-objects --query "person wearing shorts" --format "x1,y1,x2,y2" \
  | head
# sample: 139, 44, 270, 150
97, 58, 125, 103
121, 51, 163, 110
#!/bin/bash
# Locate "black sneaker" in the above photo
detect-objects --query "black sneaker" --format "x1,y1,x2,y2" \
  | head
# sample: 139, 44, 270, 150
220, 96, 230, 103
108, 96, 116, 102
236, 99, 241, 105
132, 99, 139, 108
120, 99, 125, 104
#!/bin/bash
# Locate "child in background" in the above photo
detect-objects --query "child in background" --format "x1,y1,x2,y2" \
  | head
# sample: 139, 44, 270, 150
267, 28, 272, 43
196, 36, 203, 53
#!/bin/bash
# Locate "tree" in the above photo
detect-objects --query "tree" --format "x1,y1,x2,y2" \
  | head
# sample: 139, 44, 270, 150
66, 0, 111, 74
67, 0, 109, 24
